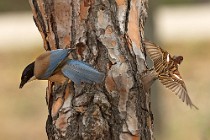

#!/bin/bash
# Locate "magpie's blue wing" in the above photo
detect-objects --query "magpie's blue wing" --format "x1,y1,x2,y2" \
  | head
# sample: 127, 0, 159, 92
37, 49, 70, 79
61, 60, 105, 85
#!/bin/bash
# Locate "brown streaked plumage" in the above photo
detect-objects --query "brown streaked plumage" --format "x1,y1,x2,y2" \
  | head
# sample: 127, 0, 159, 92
144, 41, 198, 109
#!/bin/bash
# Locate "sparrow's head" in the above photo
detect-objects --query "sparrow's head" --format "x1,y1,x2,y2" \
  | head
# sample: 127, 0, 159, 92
19, 62, 35, 88
173, 56, 183, 65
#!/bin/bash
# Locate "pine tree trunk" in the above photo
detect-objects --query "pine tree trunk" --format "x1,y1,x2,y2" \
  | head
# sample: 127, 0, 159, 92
29, 0, 154, 140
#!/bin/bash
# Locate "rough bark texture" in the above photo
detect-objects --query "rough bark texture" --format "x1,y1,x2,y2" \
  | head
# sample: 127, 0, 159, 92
29, 0, 153, 140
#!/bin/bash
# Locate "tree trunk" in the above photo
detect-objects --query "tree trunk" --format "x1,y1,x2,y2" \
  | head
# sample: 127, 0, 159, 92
29, 0, 154, 140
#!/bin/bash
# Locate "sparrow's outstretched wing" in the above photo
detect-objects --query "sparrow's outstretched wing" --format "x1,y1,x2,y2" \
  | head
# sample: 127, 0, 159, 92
144, 41, 170, 73
159, 72, 198, 109
62, 60, 105, 85
144, 41, 163, 61
144, 41, 198, 109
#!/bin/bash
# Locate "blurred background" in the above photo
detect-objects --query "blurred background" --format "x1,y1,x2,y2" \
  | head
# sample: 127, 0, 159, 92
0, 0, 209, 140
0, 1, 47, 140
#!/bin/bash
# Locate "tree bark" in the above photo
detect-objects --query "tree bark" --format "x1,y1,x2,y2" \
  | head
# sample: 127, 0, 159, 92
29, 0, 154, 140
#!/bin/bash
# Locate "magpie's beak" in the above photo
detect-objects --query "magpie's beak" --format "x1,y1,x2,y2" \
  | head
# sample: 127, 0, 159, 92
19, 79, 27, 89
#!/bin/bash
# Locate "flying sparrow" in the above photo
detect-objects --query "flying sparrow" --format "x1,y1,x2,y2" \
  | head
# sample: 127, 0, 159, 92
143, 41, 198, 109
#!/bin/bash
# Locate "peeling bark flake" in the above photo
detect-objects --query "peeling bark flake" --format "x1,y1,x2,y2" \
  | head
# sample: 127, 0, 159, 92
105, 63, 134, 113
116, 0, 127, 33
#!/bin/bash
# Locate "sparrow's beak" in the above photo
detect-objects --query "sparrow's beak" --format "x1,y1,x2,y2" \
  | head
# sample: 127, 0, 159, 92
173, 56, 183, 64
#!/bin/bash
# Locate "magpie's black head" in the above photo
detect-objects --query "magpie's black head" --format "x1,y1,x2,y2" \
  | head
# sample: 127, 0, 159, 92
19, 62, 35, 89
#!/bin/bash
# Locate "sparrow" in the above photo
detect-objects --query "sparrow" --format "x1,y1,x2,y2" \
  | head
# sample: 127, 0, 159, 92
143, 40, 198, 109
